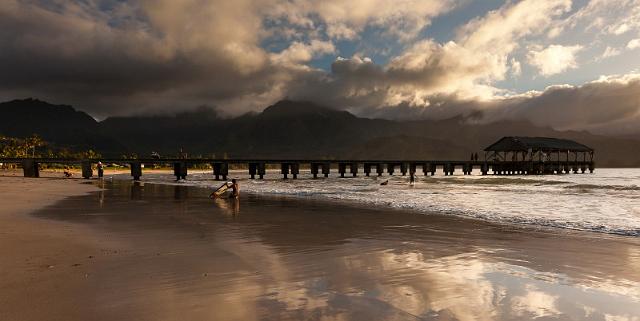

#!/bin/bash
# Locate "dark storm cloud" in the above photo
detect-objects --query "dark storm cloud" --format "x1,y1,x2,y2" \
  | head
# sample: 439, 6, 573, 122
0, 0, 288, 117
341, 75, 640, 136
0, 0, 457, 118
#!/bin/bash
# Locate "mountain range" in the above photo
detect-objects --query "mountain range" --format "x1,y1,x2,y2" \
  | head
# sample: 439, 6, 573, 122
1, 98, 639, 167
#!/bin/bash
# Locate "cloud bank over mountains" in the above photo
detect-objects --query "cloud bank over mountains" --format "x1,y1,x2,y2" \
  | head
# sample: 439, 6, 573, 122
1, 0, 640, 135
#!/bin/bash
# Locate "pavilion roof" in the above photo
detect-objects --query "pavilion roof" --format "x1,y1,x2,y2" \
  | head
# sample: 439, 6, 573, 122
484, 137, 593, 152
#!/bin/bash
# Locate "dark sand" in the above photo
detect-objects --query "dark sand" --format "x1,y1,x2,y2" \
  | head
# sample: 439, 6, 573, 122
2, 177, 640, 320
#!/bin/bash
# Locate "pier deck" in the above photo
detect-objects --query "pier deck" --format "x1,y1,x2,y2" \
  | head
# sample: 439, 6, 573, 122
0, 157, 595, 180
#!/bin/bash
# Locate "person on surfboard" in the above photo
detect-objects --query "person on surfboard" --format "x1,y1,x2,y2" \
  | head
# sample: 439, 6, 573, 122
210, 179, 239, 199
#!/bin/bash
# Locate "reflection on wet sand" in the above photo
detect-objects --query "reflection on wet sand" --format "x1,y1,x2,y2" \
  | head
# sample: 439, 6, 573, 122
213, 197, 240, 216
34, 181, 640, 321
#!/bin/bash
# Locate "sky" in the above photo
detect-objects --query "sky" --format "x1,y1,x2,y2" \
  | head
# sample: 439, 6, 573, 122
1, 0, 640, 135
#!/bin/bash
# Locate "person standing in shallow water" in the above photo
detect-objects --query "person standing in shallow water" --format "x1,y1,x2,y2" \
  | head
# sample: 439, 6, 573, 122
97, 161, 104, 178
229, 179, 239, 198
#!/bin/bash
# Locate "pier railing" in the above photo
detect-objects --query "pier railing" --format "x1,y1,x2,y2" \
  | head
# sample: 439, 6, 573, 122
0, 157, 596, 180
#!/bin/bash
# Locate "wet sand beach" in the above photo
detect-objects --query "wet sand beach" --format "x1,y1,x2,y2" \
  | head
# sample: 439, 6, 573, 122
1, 176, 640, 320
0, 175, 107, 320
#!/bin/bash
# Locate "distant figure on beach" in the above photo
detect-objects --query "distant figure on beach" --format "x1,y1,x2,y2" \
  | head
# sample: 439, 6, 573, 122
380, 180, 389, 186
409, 173, 415, 185
97, 161, 104, 178
178, 148, 187, 159
63, 166, 73, 178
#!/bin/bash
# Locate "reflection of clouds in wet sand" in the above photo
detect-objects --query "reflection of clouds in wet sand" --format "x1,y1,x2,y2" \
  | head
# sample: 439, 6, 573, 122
605, 315, 640, 321
510, 285, 560, 319
208, 243, 506, 320
88, 220, 640, 321
375, 251, 499, 321
270, 246, 640, 321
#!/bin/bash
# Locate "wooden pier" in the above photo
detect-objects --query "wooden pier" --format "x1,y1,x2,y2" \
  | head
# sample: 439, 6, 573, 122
0, 137, 595, 181
0, 157, 595, 180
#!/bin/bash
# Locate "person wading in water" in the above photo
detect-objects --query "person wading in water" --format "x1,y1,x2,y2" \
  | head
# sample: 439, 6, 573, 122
97, 161, 104, 178
229, 179, 239, 198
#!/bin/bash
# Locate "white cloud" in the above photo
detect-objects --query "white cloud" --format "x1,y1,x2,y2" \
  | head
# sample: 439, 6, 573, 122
601, 46, 622, 60
266, 0, 461, 41
510, 58, 522, 77
527, 45, 583, 76
270, 40, 336, 65
556, 0, 640, 37
342, 73, 640, 135
628, 39, 640, 49
482, 73, 640, 135
292, 0, 573, 109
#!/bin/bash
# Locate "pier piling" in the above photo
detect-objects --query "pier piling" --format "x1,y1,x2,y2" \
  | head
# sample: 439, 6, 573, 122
249, 162, 265, 179
350, 162, 358, 177
212, 162, 228, 181
387, 163, 395, 176
322, 162, 330, 177
249, 162, 257, 179
310, 162, 320, 178
364, 163, 372, 177
400, 163, 408, 176
338, 163, 346, 178
173, 162, 187, 180
81, 161, 93, 179
130, 162, 142, 181
481, 163, 488, 175
376, 163, 384, 176
22, 159, 39, 178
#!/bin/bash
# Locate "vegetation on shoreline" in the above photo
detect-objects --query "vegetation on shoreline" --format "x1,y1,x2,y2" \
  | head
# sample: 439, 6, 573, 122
0, 134, 101, 160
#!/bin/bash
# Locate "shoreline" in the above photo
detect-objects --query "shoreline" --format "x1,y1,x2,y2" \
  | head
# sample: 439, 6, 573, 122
111, 170, 640, 239
145, 179, 635, 241
4, 169, 638, 240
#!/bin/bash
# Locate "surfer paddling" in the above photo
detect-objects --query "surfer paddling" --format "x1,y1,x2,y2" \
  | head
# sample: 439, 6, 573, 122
210, 179, 240, 199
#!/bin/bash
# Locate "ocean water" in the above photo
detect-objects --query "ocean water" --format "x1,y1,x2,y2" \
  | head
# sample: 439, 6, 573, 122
134, 168, 640, 236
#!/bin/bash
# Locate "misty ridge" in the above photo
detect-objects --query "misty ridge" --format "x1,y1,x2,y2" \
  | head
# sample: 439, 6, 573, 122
1, 98, 639, 167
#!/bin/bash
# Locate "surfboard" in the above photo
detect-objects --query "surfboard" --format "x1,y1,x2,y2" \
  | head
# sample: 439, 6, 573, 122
211, 182, 232, 198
